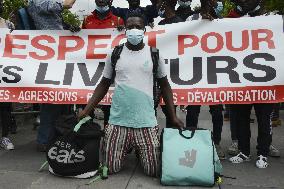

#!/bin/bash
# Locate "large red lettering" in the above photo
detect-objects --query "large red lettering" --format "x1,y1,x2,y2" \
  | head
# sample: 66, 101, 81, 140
58, 36, 84, 60
252, 29, 275, 50
145, 30, 165, 47
226, 30, 249, 52
201, 32, 223, 53
111, 34, 125, 48
178, 35, 199, 55
86, 35, 111, 59
30, 35, 56, 60
3, 34, 29, 59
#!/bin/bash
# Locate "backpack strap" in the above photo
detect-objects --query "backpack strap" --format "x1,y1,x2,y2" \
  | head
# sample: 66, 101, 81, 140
73, 116, 92, 132
111, 44, 124, 83
150, 47, 159, 78
150, 47, 160, 108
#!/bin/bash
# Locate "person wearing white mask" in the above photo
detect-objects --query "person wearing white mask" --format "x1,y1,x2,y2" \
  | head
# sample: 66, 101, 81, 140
78, 12, 183, 176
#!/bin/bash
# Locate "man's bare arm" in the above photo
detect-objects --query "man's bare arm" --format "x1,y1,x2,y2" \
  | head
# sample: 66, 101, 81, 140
79, 77, 112, 118
158, 77, 184, 128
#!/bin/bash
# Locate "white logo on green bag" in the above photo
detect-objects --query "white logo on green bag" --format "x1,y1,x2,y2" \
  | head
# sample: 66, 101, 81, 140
179, 149, 197, 168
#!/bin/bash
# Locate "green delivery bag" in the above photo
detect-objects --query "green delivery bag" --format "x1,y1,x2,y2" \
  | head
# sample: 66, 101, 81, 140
160, 128, 222, 186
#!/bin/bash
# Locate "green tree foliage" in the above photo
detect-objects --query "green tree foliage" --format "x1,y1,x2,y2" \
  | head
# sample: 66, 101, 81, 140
1, 0, 27, 20
222, 0, 235, 17
265, 0, 284, 14
62, 9, 81, 28
1, 0, 81, 27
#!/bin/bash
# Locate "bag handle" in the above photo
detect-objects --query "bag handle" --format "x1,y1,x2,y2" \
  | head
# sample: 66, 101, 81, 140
178, 128, 196, 139
73, 116, 92, 132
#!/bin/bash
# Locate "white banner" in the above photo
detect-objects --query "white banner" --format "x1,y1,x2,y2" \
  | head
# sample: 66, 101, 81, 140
0, 15, 284, 105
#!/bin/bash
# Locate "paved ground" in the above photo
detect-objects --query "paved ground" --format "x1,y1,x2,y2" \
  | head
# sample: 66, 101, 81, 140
0, 106, 284, 189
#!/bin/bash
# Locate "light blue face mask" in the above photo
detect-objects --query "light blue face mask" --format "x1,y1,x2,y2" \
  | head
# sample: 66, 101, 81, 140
214, 1, 224, 16
95, 5, 109, 13
178, 0, 191, 8
126, 29, 145, 45
158, 8, 165, 18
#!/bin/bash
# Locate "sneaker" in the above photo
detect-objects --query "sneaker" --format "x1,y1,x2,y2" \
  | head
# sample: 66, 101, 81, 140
256, 155, 268, 168
269, 145, 280, 157
215, 145, 226, 160
34, 116, 40, 126
228, 141, 239, 156
229, 152, 251, 164
272, 119, 281, 127
0, 137, 15, 150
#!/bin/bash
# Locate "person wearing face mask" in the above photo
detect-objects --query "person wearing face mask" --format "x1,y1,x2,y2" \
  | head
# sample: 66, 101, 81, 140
78, 12, 183, 176
227, 0, 280, 169
176, 0, 195, 21
111, 0, 158, 27
82, 0, 124, 29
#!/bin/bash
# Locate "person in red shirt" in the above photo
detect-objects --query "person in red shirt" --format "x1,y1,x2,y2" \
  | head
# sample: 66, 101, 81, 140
82, 0, 124, 126
82, 0, 124, 29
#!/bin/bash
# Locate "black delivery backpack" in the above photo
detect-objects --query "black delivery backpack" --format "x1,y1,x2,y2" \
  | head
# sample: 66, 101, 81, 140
46, 115, 104, 178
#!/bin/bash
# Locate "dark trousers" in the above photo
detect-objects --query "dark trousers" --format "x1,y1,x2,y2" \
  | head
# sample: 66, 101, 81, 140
161, 105, 177, 128
186, 105, 223, 145
271, 103, 280, 120
33, 104, 40, 117
231, 103, 273, 156
0, 103, 12, 137
37, 104, 71, 145
224, 105, 230, 119
101, 105, 111, 126
225, 105, 238, 141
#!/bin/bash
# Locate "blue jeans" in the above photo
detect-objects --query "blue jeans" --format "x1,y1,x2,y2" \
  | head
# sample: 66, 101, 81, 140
37, 104, 70, 145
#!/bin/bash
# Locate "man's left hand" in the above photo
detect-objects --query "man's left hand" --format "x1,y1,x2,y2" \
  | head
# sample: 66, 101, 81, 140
171, 117, 184, 128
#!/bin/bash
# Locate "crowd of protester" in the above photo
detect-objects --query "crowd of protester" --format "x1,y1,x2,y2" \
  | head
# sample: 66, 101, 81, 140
0, 0, 283, 178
